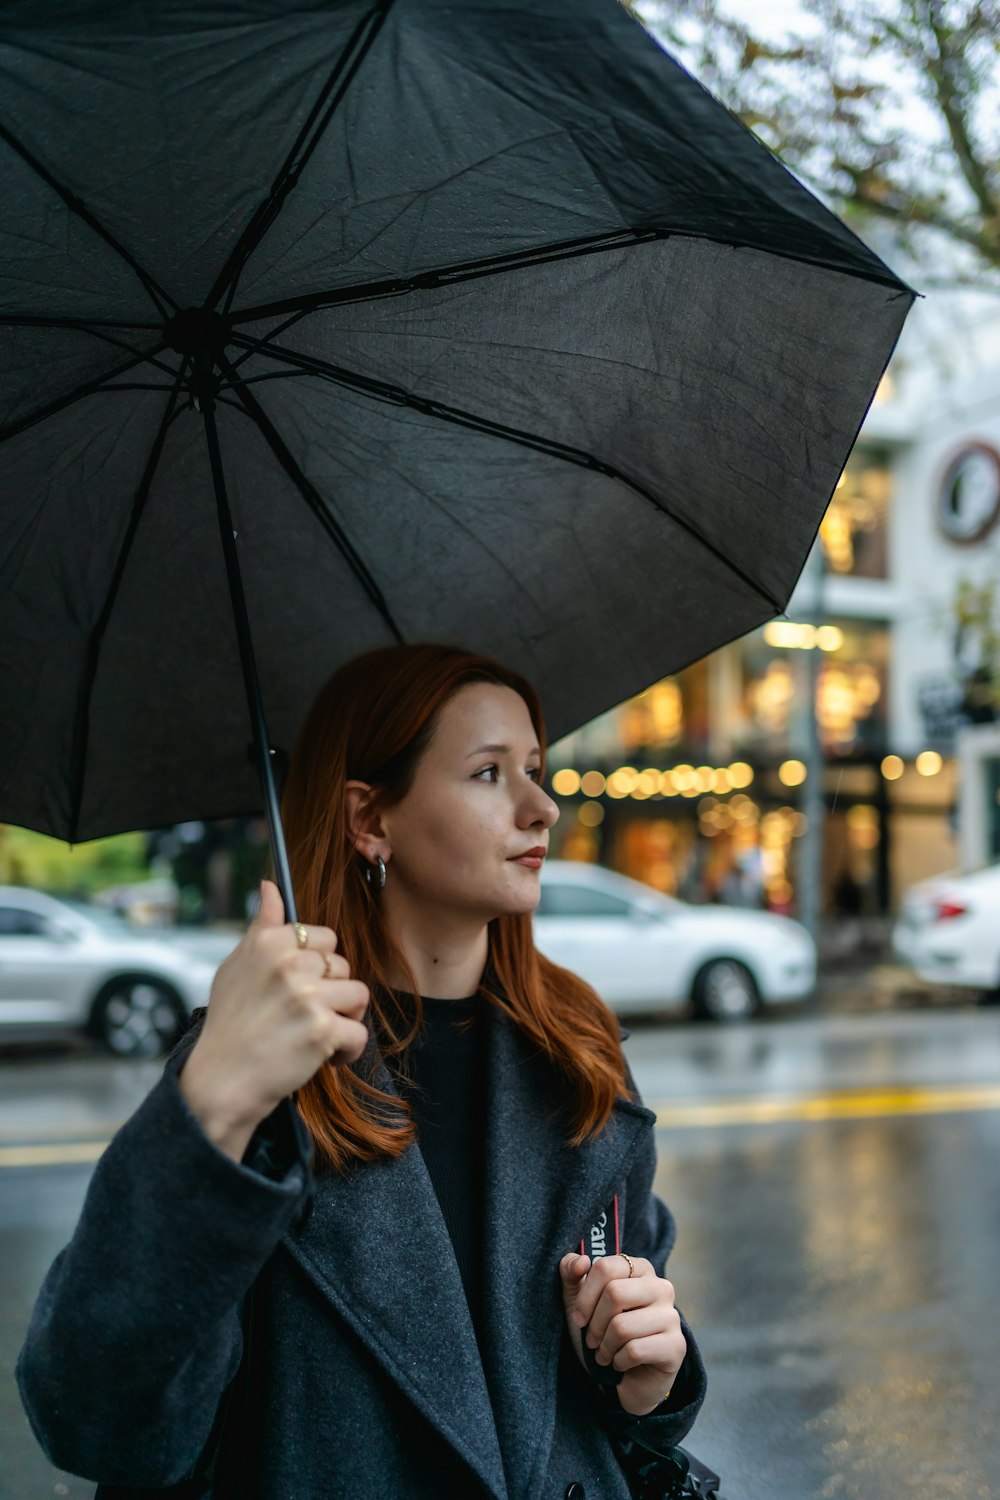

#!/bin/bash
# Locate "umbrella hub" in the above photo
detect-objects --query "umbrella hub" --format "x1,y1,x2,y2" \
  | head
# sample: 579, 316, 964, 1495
163, 307, 231, 360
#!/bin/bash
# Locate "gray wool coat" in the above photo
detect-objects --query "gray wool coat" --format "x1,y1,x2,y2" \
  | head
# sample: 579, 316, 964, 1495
17, 1003, 706, 1500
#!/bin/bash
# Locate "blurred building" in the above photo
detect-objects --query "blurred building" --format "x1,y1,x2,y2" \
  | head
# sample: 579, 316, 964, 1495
548, 315, 1000, 916
889, 349, 1000, 879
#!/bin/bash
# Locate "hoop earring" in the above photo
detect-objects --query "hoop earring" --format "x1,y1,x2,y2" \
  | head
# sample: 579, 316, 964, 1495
364, 854, 387, 894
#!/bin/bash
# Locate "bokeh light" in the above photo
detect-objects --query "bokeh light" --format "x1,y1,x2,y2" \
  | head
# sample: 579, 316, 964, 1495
727, 761, 754, 788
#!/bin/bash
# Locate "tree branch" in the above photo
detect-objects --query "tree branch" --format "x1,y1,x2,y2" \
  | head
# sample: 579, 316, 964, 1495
920, 0, 999, 226
636, 0, 1000, 275
841, 172, 997, 260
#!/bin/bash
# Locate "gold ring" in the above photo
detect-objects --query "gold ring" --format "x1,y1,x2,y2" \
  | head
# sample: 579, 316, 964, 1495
321, 951, 334, 979
622, 1253, 635, 1279
293, 922, 309, 950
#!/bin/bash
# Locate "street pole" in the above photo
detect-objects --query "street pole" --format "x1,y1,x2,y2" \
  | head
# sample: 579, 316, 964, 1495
797, 543, 826, 943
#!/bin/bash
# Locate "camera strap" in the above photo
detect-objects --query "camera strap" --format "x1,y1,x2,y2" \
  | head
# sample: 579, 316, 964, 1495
580, 1193, 620, 1260
578, 1194, 624, 1390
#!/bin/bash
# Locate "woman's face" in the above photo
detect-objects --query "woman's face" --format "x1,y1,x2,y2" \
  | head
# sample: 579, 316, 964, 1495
379, 682, 560, 922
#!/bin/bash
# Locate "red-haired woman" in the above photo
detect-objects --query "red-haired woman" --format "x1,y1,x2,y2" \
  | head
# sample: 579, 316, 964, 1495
18, 643, 707, 1499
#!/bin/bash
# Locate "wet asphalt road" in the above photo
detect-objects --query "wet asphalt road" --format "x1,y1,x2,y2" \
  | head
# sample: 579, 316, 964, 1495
2, 1005, 998, 1500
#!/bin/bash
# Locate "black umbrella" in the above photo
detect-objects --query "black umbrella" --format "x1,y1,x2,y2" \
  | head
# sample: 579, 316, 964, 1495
0, 0, 913, 921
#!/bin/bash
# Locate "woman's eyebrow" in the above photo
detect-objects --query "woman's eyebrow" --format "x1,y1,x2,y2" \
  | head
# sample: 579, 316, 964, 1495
466, 743, 541, 758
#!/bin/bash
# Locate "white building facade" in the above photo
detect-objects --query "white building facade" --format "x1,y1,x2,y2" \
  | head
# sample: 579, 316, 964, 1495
548, 306, 1000, 914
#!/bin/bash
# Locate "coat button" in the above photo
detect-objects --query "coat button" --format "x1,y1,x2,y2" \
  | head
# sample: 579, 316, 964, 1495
565, 1486, 586, 1499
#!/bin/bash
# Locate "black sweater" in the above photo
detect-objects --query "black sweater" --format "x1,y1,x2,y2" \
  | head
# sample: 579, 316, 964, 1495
397, 994, 488, 1352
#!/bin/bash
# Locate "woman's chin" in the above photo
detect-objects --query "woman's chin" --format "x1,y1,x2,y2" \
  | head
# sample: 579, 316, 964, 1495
495, 874, 543, 917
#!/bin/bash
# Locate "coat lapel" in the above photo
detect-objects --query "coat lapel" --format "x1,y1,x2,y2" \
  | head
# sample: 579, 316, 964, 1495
279, 1005, 653, 1500
281, 1045, 508, 1500
480, 1006, 655, 1500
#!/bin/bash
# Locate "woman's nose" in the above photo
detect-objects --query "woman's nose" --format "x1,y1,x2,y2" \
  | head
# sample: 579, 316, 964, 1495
521, 782, 559, 828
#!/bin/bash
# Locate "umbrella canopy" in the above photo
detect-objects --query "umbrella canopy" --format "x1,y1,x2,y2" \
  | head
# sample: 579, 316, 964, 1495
0, 0, 913, 857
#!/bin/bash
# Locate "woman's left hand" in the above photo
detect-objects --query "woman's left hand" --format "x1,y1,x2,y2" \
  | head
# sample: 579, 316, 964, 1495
559, 1252, 687, 1417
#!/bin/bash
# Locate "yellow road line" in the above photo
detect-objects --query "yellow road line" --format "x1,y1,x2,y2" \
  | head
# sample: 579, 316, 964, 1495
652, 1084, 1000, 1128
4, 1085, 1000, 1165
0, 1141, 108, 1168
0, 1123, 124, 1144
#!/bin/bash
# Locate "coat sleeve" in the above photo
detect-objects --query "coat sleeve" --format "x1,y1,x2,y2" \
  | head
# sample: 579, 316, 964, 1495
15, 1027, 314, 1487
590, 1057, 708, 1460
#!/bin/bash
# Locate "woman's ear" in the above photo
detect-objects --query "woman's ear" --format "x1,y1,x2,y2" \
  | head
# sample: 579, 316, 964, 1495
344, 780, 390, 864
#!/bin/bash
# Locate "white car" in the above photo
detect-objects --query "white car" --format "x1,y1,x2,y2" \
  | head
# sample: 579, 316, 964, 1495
893, 864, 1000, 991
534, 860, 816, 1021
0, 885, 218, 1056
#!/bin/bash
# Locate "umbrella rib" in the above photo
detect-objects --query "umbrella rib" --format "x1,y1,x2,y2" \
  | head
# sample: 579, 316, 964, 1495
219, 369, 313, 390
230, 228, 665, 322
0, 343, 170, 445
92, 383, 182, 393
67, 362, 190, 843
72, 330, 178, 377
215, 351, 404, 642
211, 0, 395, 316
0, 314, 163, 331
0, 317, 179, 376
0, 121, 176, 318
230, 333, 783, 612
229, 310, 312, 375
229, 225, 910, 326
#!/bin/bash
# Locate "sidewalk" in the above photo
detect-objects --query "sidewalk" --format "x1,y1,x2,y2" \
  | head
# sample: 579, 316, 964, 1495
816, 962, 979, 1013
814, 916, 984, 1013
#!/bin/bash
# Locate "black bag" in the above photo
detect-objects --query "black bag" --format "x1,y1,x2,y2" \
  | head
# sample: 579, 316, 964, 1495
582, 1336, 721, 1500
613, 1433, 722, 1500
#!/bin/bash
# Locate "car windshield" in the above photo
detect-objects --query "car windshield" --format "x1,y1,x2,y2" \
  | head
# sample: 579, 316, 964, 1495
56, 899, 138, 932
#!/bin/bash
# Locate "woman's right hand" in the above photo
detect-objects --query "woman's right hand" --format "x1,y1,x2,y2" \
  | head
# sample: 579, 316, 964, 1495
178, 879, 370, 1160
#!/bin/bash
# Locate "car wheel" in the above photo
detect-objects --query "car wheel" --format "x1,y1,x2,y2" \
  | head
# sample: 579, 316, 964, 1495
91, 977, 185, 1057
691, 959, 761, 1023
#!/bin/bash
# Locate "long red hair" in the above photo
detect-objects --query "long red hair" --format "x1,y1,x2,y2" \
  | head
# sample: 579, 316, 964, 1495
276, 642, 631, 1173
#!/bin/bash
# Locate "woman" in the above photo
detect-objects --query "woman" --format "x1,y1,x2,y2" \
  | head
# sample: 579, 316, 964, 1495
17, 643, 706, 1499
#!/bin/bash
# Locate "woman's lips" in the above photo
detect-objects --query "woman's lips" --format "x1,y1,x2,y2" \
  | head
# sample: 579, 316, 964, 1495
510, 849, 546, 868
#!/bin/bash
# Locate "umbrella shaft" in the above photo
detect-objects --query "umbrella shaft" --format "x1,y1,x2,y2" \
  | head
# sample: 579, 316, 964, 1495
201, 393, 298, 924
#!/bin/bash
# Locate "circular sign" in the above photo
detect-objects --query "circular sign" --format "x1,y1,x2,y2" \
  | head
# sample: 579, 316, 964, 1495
936, 443, 1000, 543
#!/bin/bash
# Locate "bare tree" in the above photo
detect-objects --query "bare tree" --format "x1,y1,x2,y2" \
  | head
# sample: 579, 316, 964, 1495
630, 0, 1000, 282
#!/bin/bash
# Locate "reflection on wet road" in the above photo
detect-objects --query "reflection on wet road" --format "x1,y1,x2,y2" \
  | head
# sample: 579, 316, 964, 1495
625, 1011, 1000, 1500
625, 1008, 1000, 1101
2, 1010, 998, 1499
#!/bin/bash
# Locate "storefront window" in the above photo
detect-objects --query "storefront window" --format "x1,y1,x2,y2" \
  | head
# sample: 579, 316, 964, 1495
615, 659, 710, 760
888, 760, 958, 904
547, 610, 896, 915
612, 817, 700, 898
817, 623, 888, 753
617, 677, 685, 753
551, 661, 713, 773
745, 658, 795, 743
820, 443, 892, 579
733, 618, 889, 757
